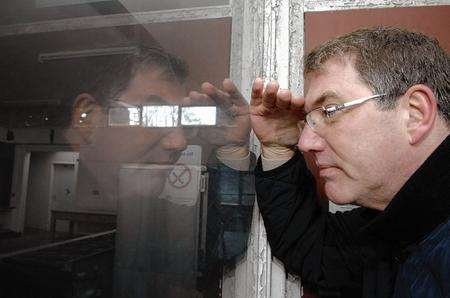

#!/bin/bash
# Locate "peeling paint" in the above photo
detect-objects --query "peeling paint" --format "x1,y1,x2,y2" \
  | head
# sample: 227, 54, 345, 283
304, 0, 449, 12
0, 5, 233, 37
289, 0, 305, 96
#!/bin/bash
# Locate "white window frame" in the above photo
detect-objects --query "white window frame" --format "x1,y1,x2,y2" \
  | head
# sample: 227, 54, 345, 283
1, 0, 448, 296
239, 1, 449, 298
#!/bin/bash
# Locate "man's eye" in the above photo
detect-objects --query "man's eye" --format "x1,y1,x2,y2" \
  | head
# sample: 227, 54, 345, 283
109, 107, 140, 126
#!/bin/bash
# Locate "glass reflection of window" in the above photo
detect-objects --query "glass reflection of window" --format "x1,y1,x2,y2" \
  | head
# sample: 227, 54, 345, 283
108, 107, 140, 126
181, 106, 216, 126
142, 105, 179, 127
128, 108, 140, 126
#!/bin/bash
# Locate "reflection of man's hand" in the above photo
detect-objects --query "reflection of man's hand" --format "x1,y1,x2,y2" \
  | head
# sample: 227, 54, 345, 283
189, 78, 250, 147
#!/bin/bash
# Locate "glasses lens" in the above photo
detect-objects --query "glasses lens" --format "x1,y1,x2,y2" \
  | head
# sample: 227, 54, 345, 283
142, 105, 179, 127
306, 109, 326, 131
109, 107, 140, 126
181, 106, 216, 126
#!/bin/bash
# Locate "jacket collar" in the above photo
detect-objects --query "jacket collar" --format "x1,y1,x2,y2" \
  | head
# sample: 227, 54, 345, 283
361, 135, 450, 246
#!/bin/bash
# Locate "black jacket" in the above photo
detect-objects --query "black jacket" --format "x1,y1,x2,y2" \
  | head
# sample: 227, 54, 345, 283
255, 136, 450, 297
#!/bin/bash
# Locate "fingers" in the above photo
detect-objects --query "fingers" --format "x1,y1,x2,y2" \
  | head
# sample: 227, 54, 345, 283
276, 89, 291, 109
251, 78, 264, 106
260, 79, 305, 111
262, 81, 279, 109
195, 78, 305, 113
222, 78, 247, 106
188, 90, 214, 106
201, 81, 233, 109
290, 95, 305, 112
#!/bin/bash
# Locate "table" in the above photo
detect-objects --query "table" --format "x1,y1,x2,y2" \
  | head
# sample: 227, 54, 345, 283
50, 210, 116, 240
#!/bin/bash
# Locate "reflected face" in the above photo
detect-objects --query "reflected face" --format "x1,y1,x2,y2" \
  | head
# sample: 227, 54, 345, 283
298, 57, 408, 209
89, 68, 188, 165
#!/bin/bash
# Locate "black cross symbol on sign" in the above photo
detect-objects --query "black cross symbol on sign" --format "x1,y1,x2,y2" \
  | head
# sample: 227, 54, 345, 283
167, 164, 192, 189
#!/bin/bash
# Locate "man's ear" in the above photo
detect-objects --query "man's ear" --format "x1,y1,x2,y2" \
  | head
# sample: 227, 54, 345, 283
71, 93, 103, 127
403, 84, 438, 145
70, 93, 104, 143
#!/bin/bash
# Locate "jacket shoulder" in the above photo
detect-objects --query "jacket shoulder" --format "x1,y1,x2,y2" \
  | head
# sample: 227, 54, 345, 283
395, 218, 450, 298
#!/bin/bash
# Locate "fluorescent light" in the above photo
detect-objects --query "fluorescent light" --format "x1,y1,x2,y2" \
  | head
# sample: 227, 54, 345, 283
38, 46, 139, 62
36, 0, 110, 9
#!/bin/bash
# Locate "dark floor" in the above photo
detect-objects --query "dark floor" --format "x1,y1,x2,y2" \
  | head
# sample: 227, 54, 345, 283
0, 231, 115, 298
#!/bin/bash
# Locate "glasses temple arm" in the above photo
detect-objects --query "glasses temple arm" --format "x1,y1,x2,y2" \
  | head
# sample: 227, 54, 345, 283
341, 93, 386, 109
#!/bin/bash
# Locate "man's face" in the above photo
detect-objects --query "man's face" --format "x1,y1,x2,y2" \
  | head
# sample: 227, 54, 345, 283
88, 68, 188, 165
72, 67, 191, 207
299, 57, 409, 210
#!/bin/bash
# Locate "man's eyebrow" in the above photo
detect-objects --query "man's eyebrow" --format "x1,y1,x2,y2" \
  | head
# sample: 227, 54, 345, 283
308, 91, 341, 110
113, 95, 169, 107
142, 95, 169, 105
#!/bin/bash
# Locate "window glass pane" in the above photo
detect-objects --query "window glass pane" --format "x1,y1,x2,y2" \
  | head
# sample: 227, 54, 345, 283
142, 105, 179, 127
0, 11, 254, 298
181, 106, 217, 126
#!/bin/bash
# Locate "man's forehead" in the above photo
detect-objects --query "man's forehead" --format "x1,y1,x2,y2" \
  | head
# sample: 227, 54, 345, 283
304, 71, 343, 110
122, 70, 185, 105
304, 57, 367, 110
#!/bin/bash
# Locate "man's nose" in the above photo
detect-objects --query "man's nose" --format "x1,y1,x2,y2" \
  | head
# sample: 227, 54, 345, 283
160, 127, 188, 151
297, 125, 326, 153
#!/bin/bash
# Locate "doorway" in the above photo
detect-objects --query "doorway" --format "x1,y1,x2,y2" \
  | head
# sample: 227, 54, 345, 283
23, 151, 78, 235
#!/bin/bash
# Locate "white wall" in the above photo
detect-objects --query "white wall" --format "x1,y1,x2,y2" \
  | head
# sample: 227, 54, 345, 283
0, 126, 81, 232
5, 147, 79, 232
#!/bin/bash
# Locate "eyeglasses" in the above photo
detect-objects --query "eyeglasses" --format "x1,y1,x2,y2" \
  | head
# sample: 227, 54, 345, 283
304, 93, 386, 132
107, 101, 218, 128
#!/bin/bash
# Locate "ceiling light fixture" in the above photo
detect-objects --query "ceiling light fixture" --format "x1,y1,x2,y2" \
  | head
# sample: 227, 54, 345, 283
38, 46, 140, 62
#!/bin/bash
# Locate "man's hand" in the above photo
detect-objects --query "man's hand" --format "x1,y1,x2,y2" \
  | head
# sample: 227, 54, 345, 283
250, 78, 305, 148
189, 78, 250, 146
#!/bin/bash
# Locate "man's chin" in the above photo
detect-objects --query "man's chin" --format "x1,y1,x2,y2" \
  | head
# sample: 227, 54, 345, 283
324, 182, 357, 206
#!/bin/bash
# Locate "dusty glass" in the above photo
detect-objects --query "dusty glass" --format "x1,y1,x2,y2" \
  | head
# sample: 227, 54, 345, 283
0, 2, 253, 298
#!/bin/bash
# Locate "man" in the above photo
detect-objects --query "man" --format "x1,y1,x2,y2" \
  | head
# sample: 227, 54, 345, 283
250, 27, 449, 297
67, 47, 254, 297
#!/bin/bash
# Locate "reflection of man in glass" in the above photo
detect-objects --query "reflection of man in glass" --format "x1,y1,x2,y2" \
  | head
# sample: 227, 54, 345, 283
68, 47, 254, 298
72, 49, 189, 169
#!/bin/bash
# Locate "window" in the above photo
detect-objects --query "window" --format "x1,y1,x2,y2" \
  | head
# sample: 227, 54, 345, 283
0, 1, 253, 297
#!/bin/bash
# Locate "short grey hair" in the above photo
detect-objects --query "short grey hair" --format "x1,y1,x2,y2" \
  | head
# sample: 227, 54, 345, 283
305, 27, 450, 125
